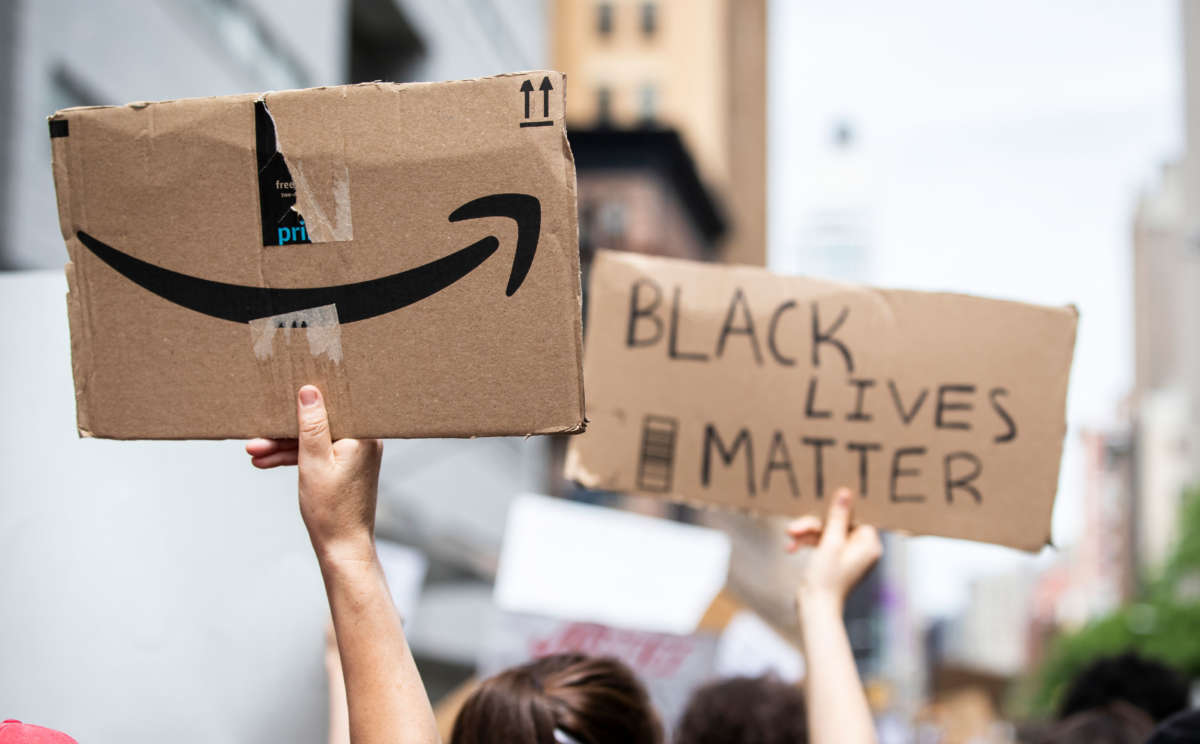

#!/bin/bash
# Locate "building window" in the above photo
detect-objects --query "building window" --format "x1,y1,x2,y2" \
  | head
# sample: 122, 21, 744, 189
638, 83, 657, 124
598, 201, 627, 246
579, 203, 597, 259
641, 2, 658, 36
579, 199, 627, 255
597, 2, 614, 36
596, 86, 612, 124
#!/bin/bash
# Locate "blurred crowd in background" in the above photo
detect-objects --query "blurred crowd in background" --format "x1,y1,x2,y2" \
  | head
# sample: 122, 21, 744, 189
1, 1, 1199, 743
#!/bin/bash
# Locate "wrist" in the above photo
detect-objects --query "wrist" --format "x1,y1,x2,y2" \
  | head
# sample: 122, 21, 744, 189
795, 585, 844, 617
310, 530, 377, 567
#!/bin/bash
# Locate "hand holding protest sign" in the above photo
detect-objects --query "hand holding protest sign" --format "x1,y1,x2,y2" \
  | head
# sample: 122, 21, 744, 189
566, 251, 1078, 551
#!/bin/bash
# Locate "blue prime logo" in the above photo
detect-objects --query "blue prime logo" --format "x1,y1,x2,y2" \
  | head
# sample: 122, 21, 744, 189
278, 219, 308, 245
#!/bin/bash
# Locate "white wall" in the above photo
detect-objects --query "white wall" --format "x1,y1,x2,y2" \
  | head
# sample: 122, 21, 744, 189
0, 269, 555, 739
396, 0, 546, 83
0, 272, 330, 742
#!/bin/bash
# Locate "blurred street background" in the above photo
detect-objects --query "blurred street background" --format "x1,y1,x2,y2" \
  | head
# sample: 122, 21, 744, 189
1, 1, 1199, 742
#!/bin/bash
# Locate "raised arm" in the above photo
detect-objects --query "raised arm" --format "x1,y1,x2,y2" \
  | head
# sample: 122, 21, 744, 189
786, 488, 881, 744
247, 386, 439, 744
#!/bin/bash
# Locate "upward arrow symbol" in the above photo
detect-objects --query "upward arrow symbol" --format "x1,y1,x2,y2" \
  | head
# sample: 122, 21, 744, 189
539, 76, 553, 118
520, 79, 534, 119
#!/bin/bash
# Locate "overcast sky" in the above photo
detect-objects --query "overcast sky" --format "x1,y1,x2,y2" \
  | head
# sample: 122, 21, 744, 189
768, 0, 1182, 617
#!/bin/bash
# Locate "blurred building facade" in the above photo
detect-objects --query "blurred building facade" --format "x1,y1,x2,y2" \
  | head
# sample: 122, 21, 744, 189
571, 127, 725, 262
1068, 430, 1137, 617
1127, 0, 1200, 579
552, 0, 767, 266
795, 122, 876, 283
1024, 1, 1200, 657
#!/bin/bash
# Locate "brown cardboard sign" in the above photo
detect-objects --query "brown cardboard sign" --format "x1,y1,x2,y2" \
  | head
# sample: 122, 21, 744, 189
566, 251, 1078, 551
49, 72, 584, 440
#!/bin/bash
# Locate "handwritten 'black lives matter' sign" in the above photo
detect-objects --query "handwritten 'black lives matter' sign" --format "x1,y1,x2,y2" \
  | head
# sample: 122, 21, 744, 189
566, 251, 1078, 551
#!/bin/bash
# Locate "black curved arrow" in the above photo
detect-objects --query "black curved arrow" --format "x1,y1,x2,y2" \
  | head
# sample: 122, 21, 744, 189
449, 193, 539, 296
76, 193, 540, 324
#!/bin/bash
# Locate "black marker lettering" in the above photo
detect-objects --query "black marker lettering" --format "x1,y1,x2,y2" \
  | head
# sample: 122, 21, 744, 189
669, 286, 709, 361
626, 279, 662, 347
715, 288, 763, 364
846, 441, 882, 497
702, 424, 755, 496
801, 437, 835, 500
805, 378, 832, 419
811, 303, 854, 372
763, 431, 799, 498
935, 384, 975, 430
889, 447, 926, 503
767, 300, 798, 366
944, 451, 983, 503
887, 380, 928, 425
990, 387, 1017, 443
846, 378, 876, 422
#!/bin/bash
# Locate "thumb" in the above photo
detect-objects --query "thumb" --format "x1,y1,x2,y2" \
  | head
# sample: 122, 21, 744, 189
296, 385, 332, 463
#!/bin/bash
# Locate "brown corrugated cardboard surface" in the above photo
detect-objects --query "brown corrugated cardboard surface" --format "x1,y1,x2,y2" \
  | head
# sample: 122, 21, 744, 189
566, 251, 1078, 551
49, 72, 584, 440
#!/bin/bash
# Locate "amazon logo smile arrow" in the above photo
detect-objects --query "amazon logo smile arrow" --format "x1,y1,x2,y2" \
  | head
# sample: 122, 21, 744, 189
76, 193, 541, 324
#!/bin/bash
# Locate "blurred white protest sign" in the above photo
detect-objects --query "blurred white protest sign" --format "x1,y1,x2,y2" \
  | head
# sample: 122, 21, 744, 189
375, 539, 428, 623
493, 494, 731, 635
486, 494, 733, 727
715, 610, 805, 682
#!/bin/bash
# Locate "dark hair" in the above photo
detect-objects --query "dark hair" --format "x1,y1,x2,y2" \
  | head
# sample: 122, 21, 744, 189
451, 653, 662, 744
1146, 708, 1200, 744
1058, 652, 1189, 723
674, 675, 807, 744
1036, 702, 1155, 744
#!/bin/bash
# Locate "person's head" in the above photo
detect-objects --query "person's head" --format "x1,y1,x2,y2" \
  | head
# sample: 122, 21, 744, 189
451, 653, 662, 744
1058, 652, 1189, 723
1036, 702, 1155, 744
674, 675, 807, 744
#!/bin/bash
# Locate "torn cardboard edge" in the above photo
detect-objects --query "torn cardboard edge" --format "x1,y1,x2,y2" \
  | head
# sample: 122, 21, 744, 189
45, 70, 566, 122
559, 84, 587, 439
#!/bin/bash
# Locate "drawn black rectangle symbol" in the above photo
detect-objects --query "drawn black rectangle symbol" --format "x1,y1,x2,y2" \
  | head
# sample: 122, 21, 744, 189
637, 415, 679, 493
519, 120, 554, 128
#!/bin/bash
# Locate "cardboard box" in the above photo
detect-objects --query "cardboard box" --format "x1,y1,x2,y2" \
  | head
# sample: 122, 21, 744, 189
49, 72, 584, 440
565, 251, 1079, 551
